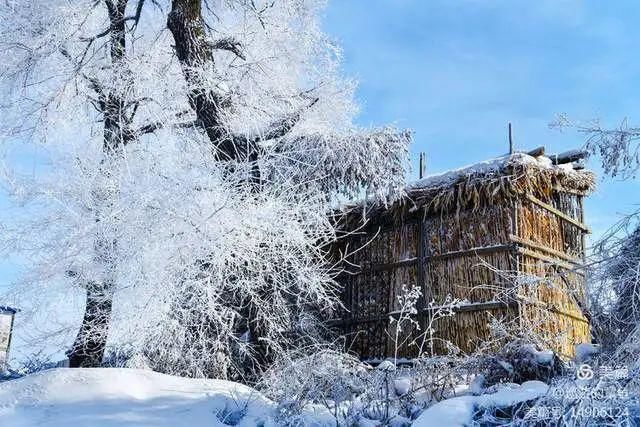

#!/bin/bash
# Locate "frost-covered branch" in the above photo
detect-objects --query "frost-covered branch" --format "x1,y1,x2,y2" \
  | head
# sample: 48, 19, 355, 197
551, 114, 640, 178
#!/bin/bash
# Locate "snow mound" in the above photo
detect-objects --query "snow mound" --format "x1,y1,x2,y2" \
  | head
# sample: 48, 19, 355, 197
575, 343, 599, 363
413, 380, 548, 427
0, 368, 275, 427
521, 343, 554, 365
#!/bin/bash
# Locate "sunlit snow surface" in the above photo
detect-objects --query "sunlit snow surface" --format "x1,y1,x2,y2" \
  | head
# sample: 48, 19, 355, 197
0, 368, 278, 427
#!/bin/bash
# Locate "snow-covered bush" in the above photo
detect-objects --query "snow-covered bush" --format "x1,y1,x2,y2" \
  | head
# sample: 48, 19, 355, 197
410, 356, 469, 402
260, 349, 478, 425
440, 381, 548, 426
444, 339, 636, 426
260, 349, 368, 424
0, 351, 59, 382
511, 365, 638, 425
474, 342, 563, 391
0, 369, 22, 383
587, 215, 640, 353
101, 345, 136, 368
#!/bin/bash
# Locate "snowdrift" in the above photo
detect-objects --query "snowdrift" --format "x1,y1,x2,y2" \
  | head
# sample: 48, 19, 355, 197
413, 381, 548, 426
0, 368, 275, 427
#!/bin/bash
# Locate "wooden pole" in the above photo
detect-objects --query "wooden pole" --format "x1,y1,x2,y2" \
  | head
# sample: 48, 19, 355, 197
508, 122, 514, 154
419, 152, 426, 179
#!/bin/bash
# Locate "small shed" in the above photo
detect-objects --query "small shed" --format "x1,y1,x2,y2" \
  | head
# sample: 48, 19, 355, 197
332, 148, 594, 360
0, 306, 17, 367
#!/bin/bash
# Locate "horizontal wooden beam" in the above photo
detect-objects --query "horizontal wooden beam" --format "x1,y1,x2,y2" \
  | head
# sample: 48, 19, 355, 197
418, 300, 519, 314
526, 146, 545, 157
525, 194, 590, 233
331, 299, 520, 326
349, 245, 517, 275
510, 234, 582, 265
550, 149, 589, 165
355, 257, 418, 274
331, 298, 588, 328
425, 244, 517, 261
520, 299, 589, 323
327, 315, 388, 327
517, 247, 575, 270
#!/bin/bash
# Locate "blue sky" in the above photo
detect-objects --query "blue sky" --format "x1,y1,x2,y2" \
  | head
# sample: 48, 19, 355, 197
323, 0, 640, 239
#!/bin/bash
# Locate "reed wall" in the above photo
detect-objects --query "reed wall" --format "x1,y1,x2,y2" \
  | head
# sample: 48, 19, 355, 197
334, 183, 591, 360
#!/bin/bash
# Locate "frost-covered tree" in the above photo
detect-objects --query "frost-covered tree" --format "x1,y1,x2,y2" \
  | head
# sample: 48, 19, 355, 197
0, 0, 410, 377
595, 221, 640, 344
1, 0, 146, 368
553, 115, 640, 349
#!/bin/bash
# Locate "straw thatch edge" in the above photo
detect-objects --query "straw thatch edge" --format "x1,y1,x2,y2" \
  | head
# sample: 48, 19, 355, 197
340, 155, 596, 226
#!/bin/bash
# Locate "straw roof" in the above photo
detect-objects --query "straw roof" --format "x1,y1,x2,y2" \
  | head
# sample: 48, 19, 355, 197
343, 148, 596, 220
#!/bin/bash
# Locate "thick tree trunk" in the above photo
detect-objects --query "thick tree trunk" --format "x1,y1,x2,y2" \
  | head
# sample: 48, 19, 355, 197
168, 0, 230, 156
167, 0, 258, 162
68, 0, 130, 368
167, 1, 304, 378
68, 284, 113, 367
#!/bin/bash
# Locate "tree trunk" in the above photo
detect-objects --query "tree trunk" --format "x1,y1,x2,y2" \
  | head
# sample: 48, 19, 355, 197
167, 1, 292, 378
68, 0, 130, 368
167, 0, 255, 161
68, 284, 113, 367
168, 1, 226, 153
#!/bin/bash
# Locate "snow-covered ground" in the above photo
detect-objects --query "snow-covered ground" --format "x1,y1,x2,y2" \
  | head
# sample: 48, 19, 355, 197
0, 368, 278, 427
0, 368, 551, 426
413, 381, 548, 427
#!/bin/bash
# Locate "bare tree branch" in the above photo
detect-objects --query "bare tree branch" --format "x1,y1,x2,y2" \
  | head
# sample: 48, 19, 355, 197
259, 97, 319, 142
210, 37, 245, 60
136, 119, 197, 136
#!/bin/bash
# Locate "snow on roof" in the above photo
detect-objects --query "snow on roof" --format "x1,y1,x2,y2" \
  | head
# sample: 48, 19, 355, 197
339, 147, 593, 217
407, 150, 586, 192
0, 306, 17, 315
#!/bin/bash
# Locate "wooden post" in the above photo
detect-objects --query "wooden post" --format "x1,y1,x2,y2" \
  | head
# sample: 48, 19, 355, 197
419, 152, 426, 179
416, 218, 427, 358
508, 122, 514, 154
579, 195, 586, 263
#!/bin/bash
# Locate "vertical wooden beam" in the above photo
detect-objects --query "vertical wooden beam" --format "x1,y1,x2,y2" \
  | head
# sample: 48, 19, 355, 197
578, 195, 586, 263
384, 267, 393, 357
508, 122, 514, 154
417, 219, 426, 306
419, 152, 426, 179
416, 217, 428, 358
511, 198, 525, 329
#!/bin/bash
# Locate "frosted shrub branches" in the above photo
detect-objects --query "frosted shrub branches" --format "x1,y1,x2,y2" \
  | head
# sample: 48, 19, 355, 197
388, 284, 421, 364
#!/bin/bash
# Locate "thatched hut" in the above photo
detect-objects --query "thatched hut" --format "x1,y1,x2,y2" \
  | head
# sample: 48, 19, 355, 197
332, 148, 595, 360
